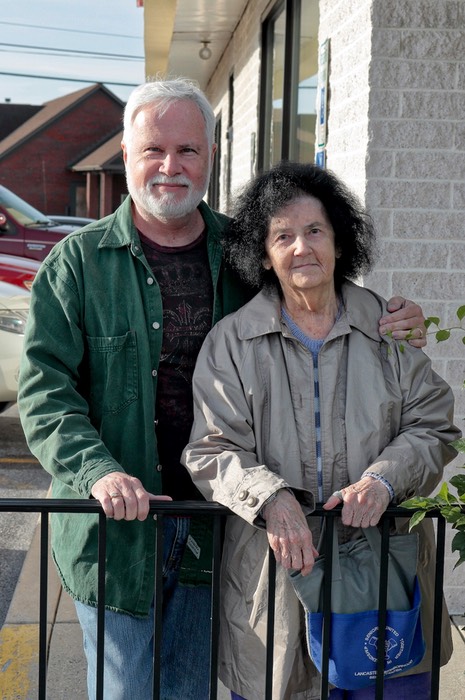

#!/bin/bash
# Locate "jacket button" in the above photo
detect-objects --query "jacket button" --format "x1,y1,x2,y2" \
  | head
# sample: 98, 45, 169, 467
156, 464, 163, 472
247, 496, 258, 507
152, 321, 160, 330
147, 277, 154, 285
238, 490, 248, 501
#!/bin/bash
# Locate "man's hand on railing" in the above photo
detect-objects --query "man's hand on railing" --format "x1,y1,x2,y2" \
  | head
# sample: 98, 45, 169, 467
91, 471, 172, 521
263, 489, 319, 576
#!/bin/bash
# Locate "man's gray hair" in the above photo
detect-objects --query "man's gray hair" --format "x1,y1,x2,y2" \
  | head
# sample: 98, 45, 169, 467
123, 77, 216, 148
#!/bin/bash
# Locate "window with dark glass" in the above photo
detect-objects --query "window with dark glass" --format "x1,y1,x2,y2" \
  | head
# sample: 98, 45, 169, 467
258, 0, 318, 170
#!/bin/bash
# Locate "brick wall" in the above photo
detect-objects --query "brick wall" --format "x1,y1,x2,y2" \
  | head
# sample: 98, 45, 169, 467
1, 91, 124, 214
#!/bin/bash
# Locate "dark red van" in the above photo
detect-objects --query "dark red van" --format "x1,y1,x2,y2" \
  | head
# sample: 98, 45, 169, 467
0, 185, 79, 262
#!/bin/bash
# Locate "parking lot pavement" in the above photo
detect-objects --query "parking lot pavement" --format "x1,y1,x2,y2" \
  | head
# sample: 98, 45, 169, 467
0, 402, 50, 628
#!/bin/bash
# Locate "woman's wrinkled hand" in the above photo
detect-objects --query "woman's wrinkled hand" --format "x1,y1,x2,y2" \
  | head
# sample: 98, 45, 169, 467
91, 471, 172, 521
379, 297, 427, 348
323, 476, 390, 528
263, 489, 318, 576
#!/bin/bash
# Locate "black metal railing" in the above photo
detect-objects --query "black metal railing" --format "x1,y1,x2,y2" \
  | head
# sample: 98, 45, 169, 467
0, 500, 448, 700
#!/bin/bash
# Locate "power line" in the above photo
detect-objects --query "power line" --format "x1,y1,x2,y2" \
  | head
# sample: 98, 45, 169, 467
0, 42, 143, 61
1, 48, 142, 63
0, 71, 139, 88
0, 19, 141, 40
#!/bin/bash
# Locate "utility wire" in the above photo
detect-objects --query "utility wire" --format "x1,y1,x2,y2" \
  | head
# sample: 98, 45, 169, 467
0, 20, 141, 40
1, 48, 142, 63
0, 71, 139, 88
0, 42, 143, 61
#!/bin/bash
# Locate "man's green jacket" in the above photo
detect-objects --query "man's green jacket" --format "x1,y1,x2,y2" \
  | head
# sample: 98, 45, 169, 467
18, 196, 250, 616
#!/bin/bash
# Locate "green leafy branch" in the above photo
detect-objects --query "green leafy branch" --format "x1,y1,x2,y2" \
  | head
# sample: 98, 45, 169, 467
402, 437, 465, 569
425, 304, 465, 349
401, 304, 465, 567
386, 304, 465, 355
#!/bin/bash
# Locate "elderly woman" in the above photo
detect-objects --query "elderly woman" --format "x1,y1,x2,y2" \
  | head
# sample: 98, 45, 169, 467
182, 162, 459, 700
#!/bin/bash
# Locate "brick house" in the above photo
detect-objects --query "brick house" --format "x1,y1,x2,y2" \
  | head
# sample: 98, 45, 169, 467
0, 83, 126, 218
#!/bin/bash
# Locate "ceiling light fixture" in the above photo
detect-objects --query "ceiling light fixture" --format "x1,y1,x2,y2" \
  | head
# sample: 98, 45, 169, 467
199, 40, 212, 60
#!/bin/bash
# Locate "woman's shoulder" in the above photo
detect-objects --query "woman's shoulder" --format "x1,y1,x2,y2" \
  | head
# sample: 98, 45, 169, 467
342, 280, 389, 314
342, 280, 391, 328
213, 287, 282, 338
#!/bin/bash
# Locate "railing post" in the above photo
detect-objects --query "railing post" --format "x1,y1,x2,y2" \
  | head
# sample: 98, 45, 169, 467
209, 515, 223, 699
38, 512, 49, 700
95, 511, 107, 700
151, 513, 164, 700
320, 514, 335, 700
265, 547, 276, 699
374, 517, 390, 700
431, 515, 446, 700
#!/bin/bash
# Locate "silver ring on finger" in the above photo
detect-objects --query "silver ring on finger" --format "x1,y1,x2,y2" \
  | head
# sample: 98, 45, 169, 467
110, 492, 123, 499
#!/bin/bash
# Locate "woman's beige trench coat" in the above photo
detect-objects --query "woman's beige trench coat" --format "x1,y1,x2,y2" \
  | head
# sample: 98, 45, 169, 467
183, 281, 460, 700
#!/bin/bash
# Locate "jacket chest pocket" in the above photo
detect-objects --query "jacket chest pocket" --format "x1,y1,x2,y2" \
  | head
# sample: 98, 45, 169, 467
86, 331, 139, 414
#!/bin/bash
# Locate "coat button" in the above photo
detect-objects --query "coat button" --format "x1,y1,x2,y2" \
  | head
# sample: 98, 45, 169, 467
156, 464, 163, 472
152, 321, 160, 329
147, 277, 154, 285
247, 496, 258, 507
238, 490, 248, 501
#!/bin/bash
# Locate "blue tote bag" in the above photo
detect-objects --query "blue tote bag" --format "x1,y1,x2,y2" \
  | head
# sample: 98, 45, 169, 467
289, 526, 426, 690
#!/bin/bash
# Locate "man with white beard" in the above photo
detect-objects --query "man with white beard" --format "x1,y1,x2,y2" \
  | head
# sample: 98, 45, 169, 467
18, 78, 427, 700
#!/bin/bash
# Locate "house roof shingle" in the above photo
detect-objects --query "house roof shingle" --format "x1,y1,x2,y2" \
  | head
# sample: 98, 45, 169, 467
0, 83, 124, 160
0, 104, 42, 140
71, 131, 124, 173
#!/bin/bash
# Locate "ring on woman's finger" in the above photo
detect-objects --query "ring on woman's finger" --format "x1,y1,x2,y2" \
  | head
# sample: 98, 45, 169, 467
110, 492, 123, 499
331, 490, 344, 500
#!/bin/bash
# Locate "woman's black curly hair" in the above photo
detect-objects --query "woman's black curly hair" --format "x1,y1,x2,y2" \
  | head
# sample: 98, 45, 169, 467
223, 161, 377, 290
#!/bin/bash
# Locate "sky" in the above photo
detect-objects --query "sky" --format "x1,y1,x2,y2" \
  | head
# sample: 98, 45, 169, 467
0, 0, 146, 106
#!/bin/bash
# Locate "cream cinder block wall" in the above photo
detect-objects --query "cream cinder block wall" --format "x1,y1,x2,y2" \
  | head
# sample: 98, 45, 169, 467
320, 0, 465, 612
205, 0, 464, 611
318, 0, 373, 199
205, 0, 273, 213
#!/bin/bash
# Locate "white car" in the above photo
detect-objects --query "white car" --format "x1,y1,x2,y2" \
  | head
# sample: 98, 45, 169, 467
0, 280, 30, 413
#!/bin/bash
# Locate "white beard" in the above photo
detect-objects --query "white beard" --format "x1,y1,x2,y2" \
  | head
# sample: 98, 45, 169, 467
126, 172, 210, 221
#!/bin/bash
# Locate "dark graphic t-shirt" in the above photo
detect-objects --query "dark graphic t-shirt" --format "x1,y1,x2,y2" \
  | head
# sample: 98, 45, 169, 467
139, 230, 213, 499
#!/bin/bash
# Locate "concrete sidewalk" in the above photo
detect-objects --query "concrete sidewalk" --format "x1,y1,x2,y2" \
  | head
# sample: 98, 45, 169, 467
1, 516, 464, 699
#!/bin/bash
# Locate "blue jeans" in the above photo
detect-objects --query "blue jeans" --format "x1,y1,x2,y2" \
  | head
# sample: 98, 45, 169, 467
75, 516, 212, 700
230, 672, 431, 700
